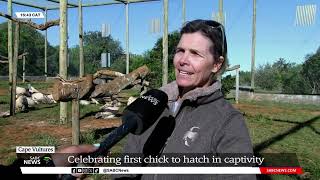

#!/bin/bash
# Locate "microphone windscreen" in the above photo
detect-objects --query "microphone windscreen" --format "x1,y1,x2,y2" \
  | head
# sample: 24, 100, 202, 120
122, 89, 168, 135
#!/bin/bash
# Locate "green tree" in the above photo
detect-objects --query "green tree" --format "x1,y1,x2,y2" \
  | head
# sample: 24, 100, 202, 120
144, 31, 180, 88
0, 22, 58, 76
302, 48, 320, 94
221, 75, 235, 97
255, 63, 282, 91
254, 58, 311, 94
282, 64, 310, 94
239, 71, 251, 86
83, 31, 124, 74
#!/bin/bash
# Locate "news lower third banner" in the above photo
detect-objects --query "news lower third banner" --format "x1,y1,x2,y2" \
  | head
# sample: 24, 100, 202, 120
20, 167, 303, 175
18, 153, 303, 175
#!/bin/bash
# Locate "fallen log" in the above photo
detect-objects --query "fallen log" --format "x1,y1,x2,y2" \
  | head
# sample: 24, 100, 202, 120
90, 65, 150, 98
93, 69, 125, 79
52, 74, 93, 102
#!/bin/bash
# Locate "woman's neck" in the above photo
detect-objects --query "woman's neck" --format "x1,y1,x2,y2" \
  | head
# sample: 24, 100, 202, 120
178, 87, 194, 99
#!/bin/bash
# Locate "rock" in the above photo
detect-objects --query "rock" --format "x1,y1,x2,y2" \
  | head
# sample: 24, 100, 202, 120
95, 111, 115, 119
16, 86, 27, 96
16, 95, 28, 112
80, 100, 91, 105
91, 98, 100, 105
26, 97, 36, 107
28, 85, 40, 93
127, 96, 137, 106
0, 111, 10, 117
100, 104, 120, 114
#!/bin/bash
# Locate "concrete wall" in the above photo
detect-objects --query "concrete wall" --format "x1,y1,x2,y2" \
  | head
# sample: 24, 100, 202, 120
230, 90, 320, 105
0, 76, 78, 82
0, 76, 46, 81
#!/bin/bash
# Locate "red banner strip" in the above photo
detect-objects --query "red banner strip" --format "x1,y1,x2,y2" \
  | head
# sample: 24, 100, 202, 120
259, 167, 303, 174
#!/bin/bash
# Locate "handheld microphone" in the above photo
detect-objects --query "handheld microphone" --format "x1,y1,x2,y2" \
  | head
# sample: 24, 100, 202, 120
91, 89, 168, 157
61, 89, 168, 180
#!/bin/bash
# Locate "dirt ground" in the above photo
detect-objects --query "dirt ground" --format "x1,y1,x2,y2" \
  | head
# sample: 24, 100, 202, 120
234, 103, 320, 116
0, 115, 121, 164
1, 85, 319, 166
0, 88, 7, 96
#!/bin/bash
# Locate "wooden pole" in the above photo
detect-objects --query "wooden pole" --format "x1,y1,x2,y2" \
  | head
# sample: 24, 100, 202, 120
79, 0, 84, 77
182, 0, 185, 25
251, 0, 256, 90
71, 0, 84, 145
44, 9, 48, 79
72, 99, 80, 145
217, 0, 224, 82
162, 0, 168, 86
125, 1, 130, 74
8, 0, 14, 115
236, 68, 239, 104
23, 55, 25, 83
219, 0, 224, 25
11, 22, 19, 116
8, 0, 12, 83
59, 0, 68, 124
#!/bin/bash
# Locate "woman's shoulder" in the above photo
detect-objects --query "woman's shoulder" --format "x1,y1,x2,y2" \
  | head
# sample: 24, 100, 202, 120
205, 94, 243, 119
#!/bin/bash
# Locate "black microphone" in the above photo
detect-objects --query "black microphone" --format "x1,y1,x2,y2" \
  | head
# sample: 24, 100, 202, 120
91, 89, 168, 157
61, 89, 168, 180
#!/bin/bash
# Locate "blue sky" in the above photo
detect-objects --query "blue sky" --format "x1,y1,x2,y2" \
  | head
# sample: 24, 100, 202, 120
0, 0, 319, 72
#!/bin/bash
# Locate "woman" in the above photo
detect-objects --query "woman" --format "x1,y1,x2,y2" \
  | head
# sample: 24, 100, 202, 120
116, 19, 255, 180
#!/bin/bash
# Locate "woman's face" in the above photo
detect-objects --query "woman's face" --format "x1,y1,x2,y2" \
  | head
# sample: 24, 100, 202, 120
174, 32, 220, 90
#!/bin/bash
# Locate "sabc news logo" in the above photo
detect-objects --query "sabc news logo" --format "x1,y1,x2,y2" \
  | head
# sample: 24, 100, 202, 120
23, 156, 41, 165
71, 168, 100, 174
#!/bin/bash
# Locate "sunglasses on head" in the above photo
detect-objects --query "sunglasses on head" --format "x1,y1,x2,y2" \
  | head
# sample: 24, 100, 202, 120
203, 20, 225, 58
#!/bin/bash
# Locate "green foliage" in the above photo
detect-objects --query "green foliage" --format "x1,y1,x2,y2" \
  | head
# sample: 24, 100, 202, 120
32, 133, 59, 146
282, 65, 310, 94
144, 31, 181, 88
1, 23, 124, 77
254, 58, 311, 94
0, 22, 59, 76
239, 71, 251, 86
110, 58, 126, 74
221, 75, 235, 97
302, 48, 320, 94
255, 62, 282, 91
82, 32, 124, 74
80, 130, 97, 144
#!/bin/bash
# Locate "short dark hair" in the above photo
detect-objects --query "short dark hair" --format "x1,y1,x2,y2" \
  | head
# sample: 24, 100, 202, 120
180, 19, 228, 78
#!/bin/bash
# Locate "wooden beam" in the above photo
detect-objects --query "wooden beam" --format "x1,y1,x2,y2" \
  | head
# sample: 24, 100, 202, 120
0, 60, 9, 63
251, 0, 256, 90
0, 12, 59, 31
7, 0, 12, 82
78, 0, 84, 77
125, 2, 129, 74
11, 22, 19, 116
72, 99, 80, 145
48, 1, 122, 9
0, 0, 46, 10
8, 0, 13, 115
47, 0, 78, 7
236, 68, 239, 104
226, 65, 240, 71
47, 0, 160, 10
23, 55, 25, 83
0, 52, 28, 60
44, 9, 48, 78
162, 0, 168, 86
59, 0, 68, 124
